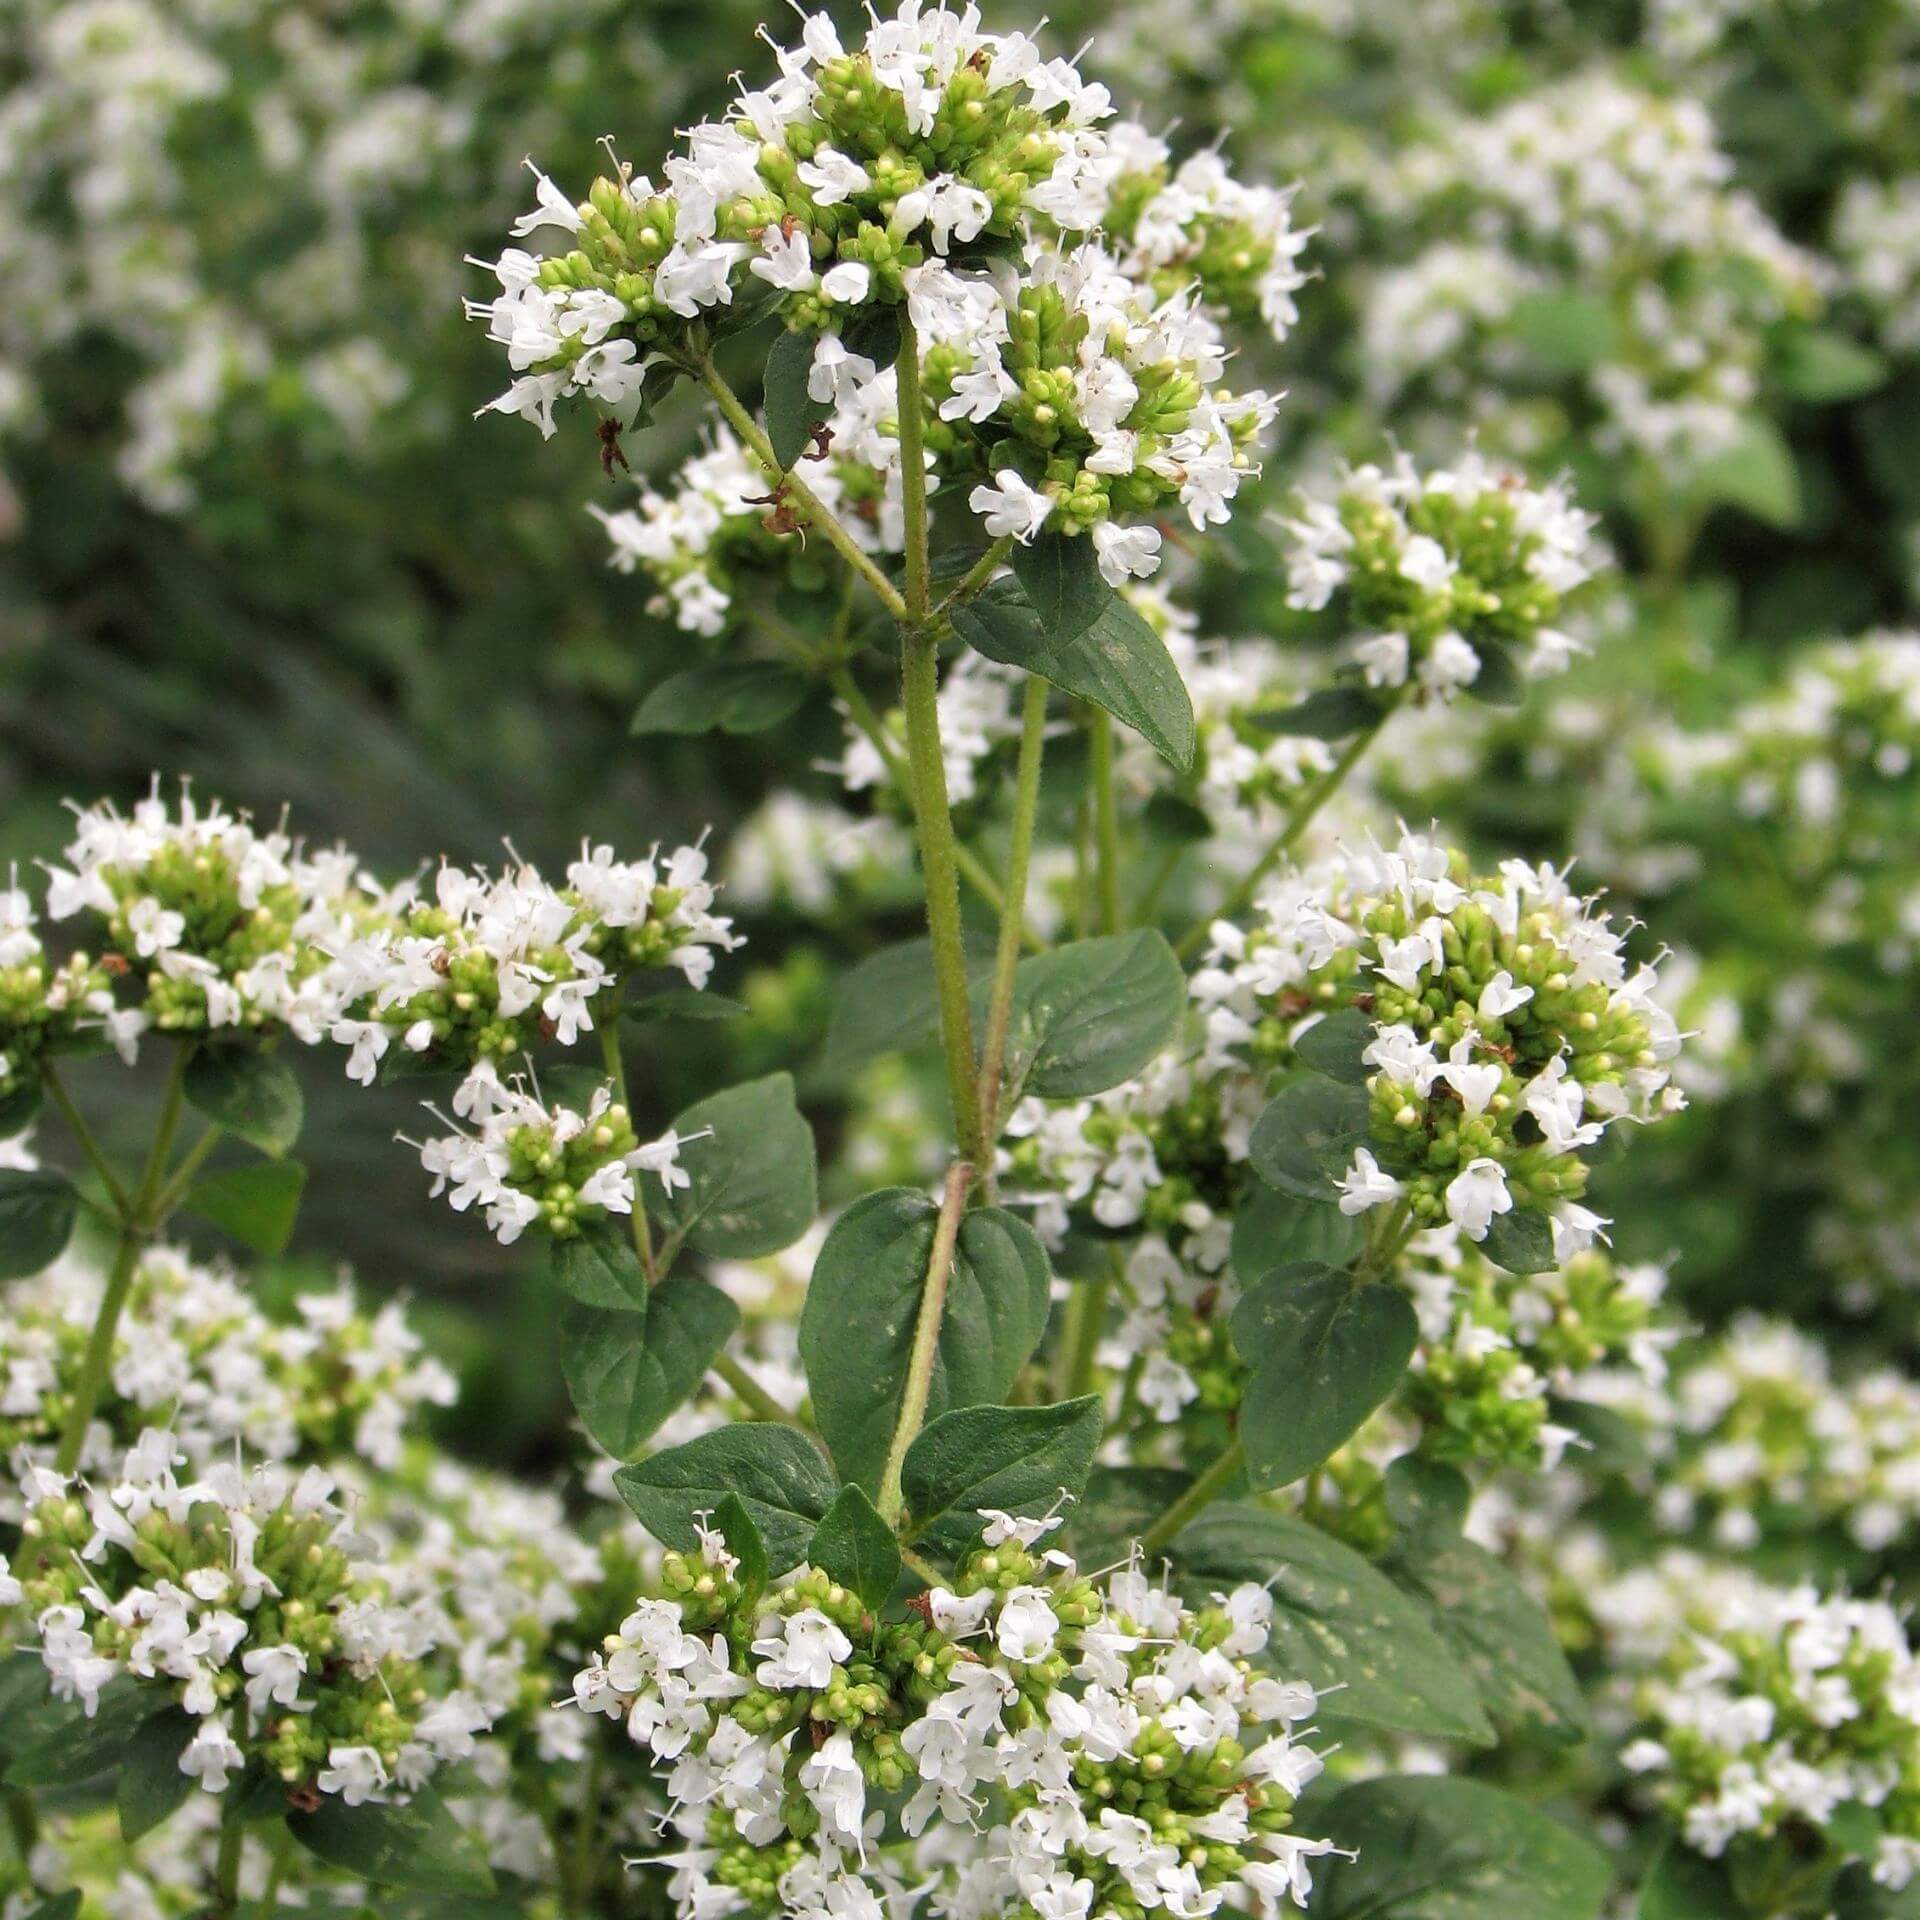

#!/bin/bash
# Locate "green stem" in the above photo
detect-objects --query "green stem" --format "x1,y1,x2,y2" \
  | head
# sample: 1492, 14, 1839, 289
41, 1065, 129, 1213
568, 1749, 606, 1918
692, 353, 908, 623
150, 1119, 224, 1222
1090, 708, 1121, 934
829, 664, 1041, 951
1175, 708, 1395, 961
252, 1823, 294, 1920
1138, 1440, 1244, 1557
936, 534, 1016, 618
900, 1542, 945, 1588
895, 316, 933, 626
877, 1159, 973, 1526
1055, 1261, 1112, 1403
976, 676, 1050, 1145
712, 1351, 811, 1433
51, 1048, 190, 1479
212, 1800, 247, 1920
5, 1790, 36, 1869
598, 1022, 658, 1283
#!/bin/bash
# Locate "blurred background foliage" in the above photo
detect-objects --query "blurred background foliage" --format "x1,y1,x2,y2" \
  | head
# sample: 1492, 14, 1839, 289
4, 0, 1918, 1468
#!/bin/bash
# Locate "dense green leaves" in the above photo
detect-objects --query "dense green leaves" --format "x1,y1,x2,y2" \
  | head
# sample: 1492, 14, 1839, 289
1383, 1456, 1471, 1537
5, 1679, 167, 1786
1008, 531, 1112, 646
183, 1045, 303, 1156
1312, 1776, 1610, 1918
900, 1397, 1103, 1557
1230, 1264, 1418, 1489
1382, 1532, 1590, 1744
1292, 1007, 1374, 1085
809, 1484, 901, 1609
548, 1217, 649, 1311
763, 329, 832, 469
616, 1424, 839, 1572
996, 931, 1186, 1100
118, 1708, 197, 1842
631, 662, 810, 737
183, 1159, 307, 1256
951, 575, 1196, 772
22, 1897, 81, 1920
1229, 1186, 1364, 1281
655, 1074, 817, 1259
1637, 1841, 1733, 1919
289, 1784, 497, 1896
559, 1279, 739, 1457
1247, 1078, 1372, 1203
799, 1189, 1051, 1492
0, 1168, 79, 1280
1481, 1205, 1558, 1275
711, 1493, 770, 1596
1172, 1505, 1492, 1744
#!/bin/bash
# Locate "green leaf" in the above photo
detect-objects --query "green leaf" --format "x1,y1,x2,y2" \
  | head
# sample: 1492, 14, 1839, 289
1170, 1507, 1492, 1745
1009, 530, 1112, 645
0, 1078, 43, 1140
764, 329, 832, 469
1384, 1456, 1471, 1537
655, 1073, 817, 1260
711, 1493, 769, 1597
625, 989, 747, 1024
1637, 1842, 1735, 1919
289, 1784, 496, 1897
1293, 1007, 1374, 1086
1775, 327, 1888, 403
822, 935, 996, 1073
1481, 1206, 1557, 1275
1230, 1264, 1418, 1490
183, 1159, 306, 1257
1251, 685, 1389, 739
22, 1897, 81, 1920
548, 1218, 649, 1311
1381, 1532, 1591, 1745
560, 1280, 739, 1457
615, 1424, 839, 1573
999, 931, 1186, 1100
1313, 1777, 1610, 1919
840, 306, 903, 374
631, 662, 810, 737
809, 1485, 902, 1610
5, 1678, 168, 1786
1229, 1185, 1364, 1283
1246, 1078, 1372, 1203
901, 1397, 1103, 1557
183, 1045, 303, 1157
0, 1169, 79, 1281
1509, 291, 1619, 375
118, 1707, 197, 1842
1687, 414, 1801, 528
952, 576, 1196, 772
799, 1190, 1051, 1493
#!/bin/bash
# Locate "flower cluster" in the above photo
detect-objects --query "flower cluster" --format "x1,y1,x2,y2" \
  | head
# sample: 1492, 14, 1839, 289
0, 873, 121, 1103
408, 1067, 691, 1245
593, 407, 905, 637
0, 1247, 455, 1491
17, 1437, 494, 1805
1620, 1581, 1920, 1890
1197, 829, 1683, 1252
39, 783, 385, 1046
1396, 1233, 1673, 1470
1360, 71, 1827, 470
473, 3, 1290, 572
575, 1511, 1339, 1920
1282, 450, 1608, 697
832, 650, 1027, 810
328, 841, 738, 1085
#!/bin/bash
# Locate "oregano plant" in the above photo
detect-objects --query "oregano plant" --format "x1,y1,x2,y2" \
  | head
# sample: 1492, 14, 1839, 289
7, 8, 1920, 1920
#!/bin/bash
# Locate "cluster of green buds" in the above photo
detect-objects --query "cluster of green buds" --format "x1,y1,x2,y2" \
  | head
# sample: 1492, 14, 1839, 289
0, 873, 121, 1111
21, 1441, 490, 1805
1282, 448, 1607, 697
1199, 828, 1682, 1261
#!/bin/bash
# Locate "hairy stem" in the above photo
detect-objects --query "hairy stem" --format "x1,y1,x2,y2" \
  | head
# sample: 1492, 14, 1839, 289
895, 317, 933, 625
1090, 707, 1121, 934
976, 676, 1049, 1148
877, 1159, 973, 1526
712, 1351, 813, 1433
1175, 708, 1396, 961
936, 534, 1016, 618
1138, 1439, 1244, 1557
692, 353, 908, 622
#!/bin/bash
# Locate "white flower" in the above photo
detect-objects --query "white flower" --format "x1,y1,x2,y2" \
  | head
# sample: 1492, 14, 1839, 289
1335, 1148, 1403, 1216
996, 1587, 1061, 1663
970, 470, 1054, 542
752, 1608, 852, 1690
1092, 520, 1163, 585
1445, 1158, 1513, 1240
318, 1745, 391, 1806
180, 1718, 245, 1793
